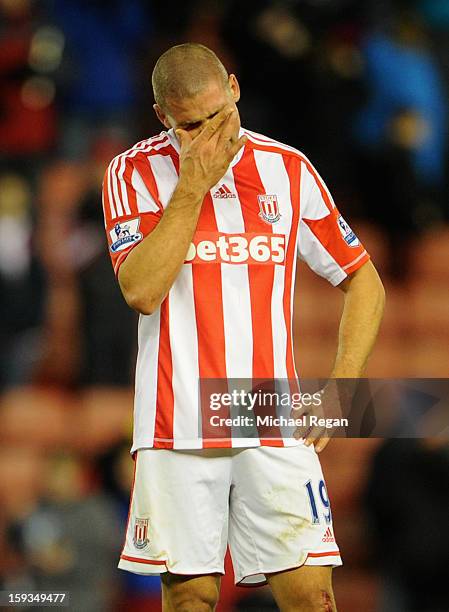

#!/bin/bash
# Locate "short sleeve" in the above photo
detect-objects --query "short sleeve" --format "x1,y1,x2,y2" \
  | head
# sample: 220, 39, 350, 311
298, 160, 370, 286
102, 155, 163, 276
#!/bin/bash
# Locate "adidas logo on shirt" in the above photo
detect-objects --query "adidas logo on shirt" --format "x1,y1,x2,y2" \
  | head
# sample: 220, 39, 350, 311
322, 527, 335, 543
212, 184, 236, 199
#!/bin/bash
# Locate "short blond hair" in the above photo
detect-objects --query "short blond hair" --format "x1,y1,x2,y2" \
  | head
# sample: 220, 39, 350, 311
152, 43, 229, 110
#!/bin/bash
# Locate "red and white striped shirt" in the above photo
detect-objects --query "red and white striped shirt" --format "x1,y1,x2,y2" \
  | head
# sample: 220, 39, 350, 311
102, 128, 369, 451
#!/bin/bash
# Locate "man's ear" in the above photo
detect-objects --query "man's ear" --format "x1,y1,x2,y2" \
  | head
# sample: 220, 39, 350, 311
228, 74, 240, 103
153, 103, 172, 129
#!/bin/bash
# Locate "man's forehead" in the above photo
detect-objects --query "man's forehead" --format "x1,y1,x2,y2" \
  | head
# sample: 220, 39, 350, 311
166, 81, 229, 124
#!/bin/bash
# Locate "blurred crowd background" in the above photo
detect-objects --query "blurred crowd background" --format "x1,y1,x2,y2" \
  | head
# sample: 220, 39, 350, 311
1, 0, 449, 610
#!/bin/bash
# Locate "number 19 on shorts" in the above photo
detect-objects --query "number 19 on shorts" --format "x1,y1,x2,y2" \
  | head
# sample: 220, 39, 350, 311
305, 479, 332, 525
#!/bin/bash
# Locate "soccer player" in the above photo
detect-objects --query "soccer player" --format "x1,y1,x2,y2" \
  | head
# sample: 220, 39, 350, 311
102, 44, 385, 612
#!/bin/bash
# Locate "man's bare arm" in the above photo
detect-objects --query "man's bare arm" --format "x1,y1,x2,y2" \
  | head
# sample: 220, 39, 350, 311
331, 259, 385, 378
118, 108, 246, 315
303, 260, 385, 452
118, 182, 203, 315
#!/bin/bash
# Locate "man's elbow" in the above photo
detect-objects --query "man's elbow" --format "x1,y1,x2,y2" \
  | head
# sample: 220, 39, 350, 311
118, 272, 160, 315
123, 291, 159, 315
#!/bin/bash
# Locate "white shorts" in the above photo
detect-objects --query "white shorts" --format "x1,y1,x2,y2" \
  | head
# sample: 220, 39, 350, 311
118, 444, 342, 585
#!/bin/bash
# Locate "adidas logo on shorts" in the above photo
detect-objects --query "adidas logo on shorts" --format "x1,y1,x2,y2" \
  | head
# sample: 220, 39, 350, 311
322, 527, 335, 543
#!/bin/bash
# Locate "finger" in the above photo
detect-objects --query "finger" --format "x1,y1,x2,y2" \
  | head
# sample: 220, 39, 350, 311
293, 418, 312, 440
217, 109, 238, 147
290, 404, 308, 419
303, 425, 326, 447
315, 435, 331, 453
195, 107, 234, 142
305, 426, 331, 450
292, 408, 311, 439
226, 134, 247, 158
294, 423, 311, 440
175, 128, 192, 150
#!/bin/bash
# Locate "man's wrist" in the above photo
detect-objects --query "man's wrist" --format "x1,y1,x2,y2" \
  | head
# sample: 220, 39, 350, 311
173, 176, 207, 204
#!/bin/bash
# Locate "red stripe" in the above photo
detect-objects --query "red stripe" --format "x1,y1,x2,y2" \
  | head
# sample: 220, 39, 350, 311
192, 193, 231, 449
307, 550, 340, 558
233, 147, 283, 445
120, 554, 167, 566
154, 299, 175, 448
282, 156, 301, 389
153, 147, 177, 449
122, 158, 137, 213
120, 452, 138, 556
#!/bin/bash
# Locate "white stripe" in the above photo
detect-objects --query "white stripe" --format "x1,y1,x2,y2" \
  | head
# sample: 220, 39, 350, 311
117, 156, 131, 215
212, 169, 254, 445
111, 156, 124, 216
131, 167, 160, 213
169, 266, 201, 449
213, 171, 253, 382
147, 154, 178, 208
107, 162, 116, 219
131, 312, 161, 452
